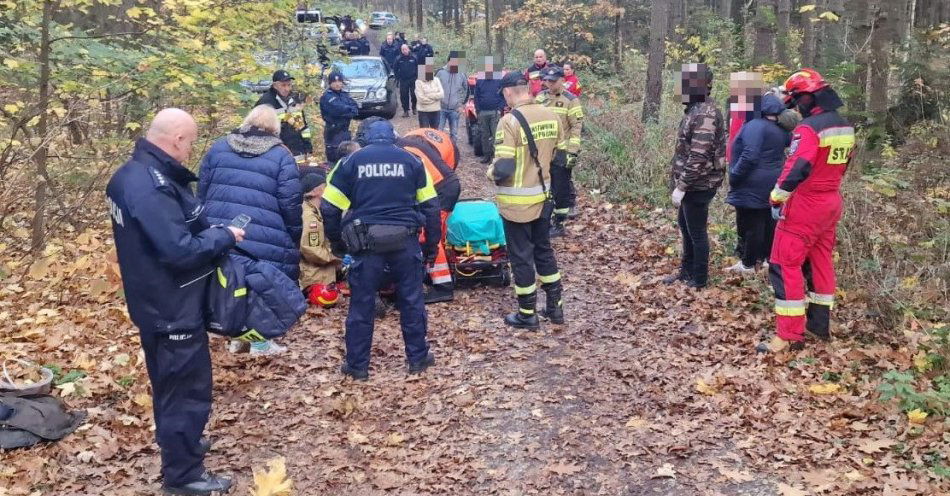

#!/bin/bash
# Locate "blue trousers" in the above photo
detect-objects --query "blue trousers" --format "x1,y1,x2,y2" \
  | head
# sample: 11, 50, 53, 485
139, 330, 211, 486
438, 109, 461, 141
345, 238, 429, 371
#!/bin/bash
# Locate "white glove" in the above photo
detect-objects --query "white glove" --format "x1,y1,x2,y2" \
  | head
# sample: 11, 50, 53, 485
671, 188, 686, 207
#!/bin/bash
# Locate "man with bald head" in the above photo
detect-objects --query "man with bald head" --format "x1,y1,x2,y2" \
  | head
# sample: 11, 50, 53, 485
525, 49, 549, 96
107, 108, 241, 494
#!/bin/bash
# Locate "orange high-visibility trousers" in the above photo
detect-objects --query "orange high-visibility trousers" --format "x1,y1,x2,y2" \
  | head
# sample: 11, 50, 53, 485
420, 210, 453, 286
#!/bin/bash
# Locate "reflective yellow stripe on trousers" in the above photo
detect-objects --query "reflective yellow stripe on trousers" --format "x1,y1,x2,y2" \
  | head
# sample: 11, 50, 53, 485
775, 299, 806, 316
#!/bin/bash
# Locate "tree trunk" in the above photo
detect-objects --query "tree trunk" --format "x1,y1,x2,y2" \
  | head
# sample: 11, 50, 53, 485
614, 10, 623, 65
492, 0, 505, 58
408, 0, 414, 25
670, 0, 684, 41
484, 0, 492, 53
454, 0, 462, 33
416, 0, 423, 32
848, 0, 871, 114
801, 2, 818, 66
775, 0, 791, 66
752, 0, 777, 65
868, 0, 896, 119
32, 0, 53, 253
643, 0, 671, 122
720, 0, 733, 20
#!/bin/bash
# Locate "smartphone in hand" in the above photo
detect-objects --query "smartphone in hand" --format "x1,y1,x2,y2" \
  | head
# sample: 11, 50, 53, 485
229, 214, 251, 230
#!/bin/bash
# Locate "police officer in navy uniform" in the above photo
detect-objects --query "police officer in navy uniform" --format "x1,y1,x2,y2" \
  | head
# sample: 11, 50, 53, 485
106, 109, 243, 495
321, 120, 441, 381
320, 71, 360, 164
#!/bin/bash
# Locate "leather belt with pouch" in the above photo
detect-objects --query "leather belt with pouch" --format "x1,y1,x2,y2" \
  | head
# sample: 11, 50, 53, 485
342, 219, 415, 254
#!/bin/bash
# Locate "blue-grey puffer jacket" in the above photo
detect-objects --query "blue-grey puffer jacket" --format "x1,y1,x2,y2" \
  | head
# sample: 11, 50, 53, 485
726, 94, 791, 209
198, 126, 303, 280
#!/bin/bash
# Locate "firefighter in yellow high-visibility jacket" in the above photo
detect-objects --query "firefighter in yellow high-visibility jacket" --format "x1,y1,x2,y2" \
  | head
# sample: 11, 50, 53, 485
488, 71, 567, 330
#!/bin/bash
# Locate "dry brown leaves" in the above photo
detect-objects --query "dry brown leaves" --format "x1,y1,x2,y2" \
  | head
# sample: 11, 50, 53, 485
0, 115, 946, 496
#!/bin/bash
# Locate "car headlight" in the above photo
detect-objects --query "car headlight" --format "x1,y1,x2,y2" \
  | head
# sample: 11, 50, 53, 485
375, 88, 387, 99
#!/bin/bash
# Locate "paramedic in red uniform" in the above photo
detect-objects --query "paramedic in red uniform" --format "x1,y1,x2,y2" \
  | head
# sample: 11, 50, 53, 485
758, 69, 855, 353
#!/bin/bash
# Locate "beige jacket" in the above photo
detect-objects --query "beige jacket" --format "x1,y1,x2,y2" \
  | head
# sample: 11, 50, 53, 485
415, 78, 444, 112
299, 204, 339, 288
487, 101, 564, 223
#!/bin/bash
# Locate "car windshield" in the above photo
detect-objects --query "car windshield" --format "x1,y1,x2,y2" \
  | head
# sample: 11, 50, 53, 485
333, 59, 387, 79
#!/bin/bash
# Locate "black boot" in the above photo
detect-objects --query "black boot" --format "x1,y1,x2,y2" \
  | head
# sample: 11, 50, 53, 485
539, 281, 565, 324
340, 362, 369, 381
550, 214, 567, 238
199, 437, 212, 455
479, 156, 492, 164
374, 295, 390, 319
163, 472, 232, 495
424, 284, 454, 304
662, 270, 690, 285
408, 352, 435, 374
504, 292, 540, 329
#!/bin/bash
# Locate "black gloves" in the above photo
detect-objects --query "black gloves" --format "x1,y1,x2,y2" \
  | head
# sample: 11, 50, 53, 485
330, 240, 347, 258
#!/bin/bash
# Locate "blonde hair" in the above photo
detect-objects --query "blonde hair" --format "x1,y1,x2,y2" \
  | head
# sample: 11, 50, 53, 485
242, 105, 280, 135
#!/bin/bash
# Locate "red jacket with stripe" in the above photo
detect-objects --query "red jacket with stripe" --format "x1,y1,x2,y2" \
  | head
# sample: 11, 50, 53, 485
771, 110, 854, 203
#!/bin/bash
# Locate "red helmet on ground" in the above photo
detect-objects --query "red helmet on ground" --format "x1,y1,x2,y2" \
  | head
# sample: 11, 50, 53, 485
782, 68, 828, 103
308, 284, 340, 307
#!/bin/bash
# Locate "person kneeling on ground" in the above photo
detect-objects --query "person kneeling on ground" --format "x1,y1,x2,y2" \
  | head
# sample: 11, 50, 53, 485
299, 167, 343, 306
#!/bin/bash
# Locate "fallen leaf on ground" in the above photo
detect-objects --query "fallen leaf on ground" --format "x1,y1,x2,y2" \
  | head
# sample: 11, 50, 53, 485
252, 457, 292, 496
857, 438, 895, 454
776, 482, 807, 496
808, 383, 841, 395
906, 408, 927, 424
547, 462, 584, 476
695, 378, 718, 395
653, 463, 676, 479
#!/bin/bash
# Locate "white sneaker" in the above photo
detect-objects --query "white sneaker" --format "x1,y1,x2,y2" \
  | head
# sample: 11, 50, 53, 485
228, 339, 249, 353
725, 261, 756, 274
761, 262, 770, 271
249, 340, 288, 356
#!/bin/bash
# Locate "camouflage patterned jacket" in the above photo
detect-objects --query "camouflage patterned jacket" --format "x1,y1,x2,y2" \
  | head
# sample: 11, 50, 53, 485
670, 101, 726, 192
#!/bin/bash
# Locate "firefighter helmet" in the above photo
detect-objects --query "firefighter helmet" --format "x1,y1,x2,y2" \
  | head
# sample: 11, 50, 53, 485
783, 68, 828, 103
308, 283, 340, 307
404, 128, 459, 169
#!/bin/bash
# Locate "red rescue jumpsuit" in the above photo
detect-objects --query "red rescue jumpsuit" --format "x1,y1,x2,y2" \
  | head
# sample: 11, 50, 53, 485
769, 108, 855, 341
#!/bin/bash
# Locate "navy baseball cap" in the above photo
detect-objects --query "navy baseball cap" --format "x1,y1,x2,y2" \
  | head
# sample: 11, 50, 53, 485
272, 70, 294, 82
541, 65, 564, 81
327, 71, 346, 83
499, 71, 528, 89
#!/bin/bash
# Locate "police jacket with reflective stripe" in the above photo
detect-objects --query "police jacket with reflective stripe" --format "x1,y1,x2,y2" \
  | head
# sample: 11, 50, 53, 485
487, 101, 562, 223
107, 138, 236, 334
320, 121, 442, 250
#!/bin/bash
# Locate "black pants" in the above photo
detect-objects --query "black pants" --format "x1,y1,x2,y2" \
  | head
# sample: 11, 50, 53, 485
551, 155, 573, 218
677, 189, 716, 285
418, 111, 439, 128
398, 79, 417, 113
477, 110, 500, 159
503, 203, 560, 300
735, 207, 775, 267
139, 330, 212, 487
345, 237, 429, 371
